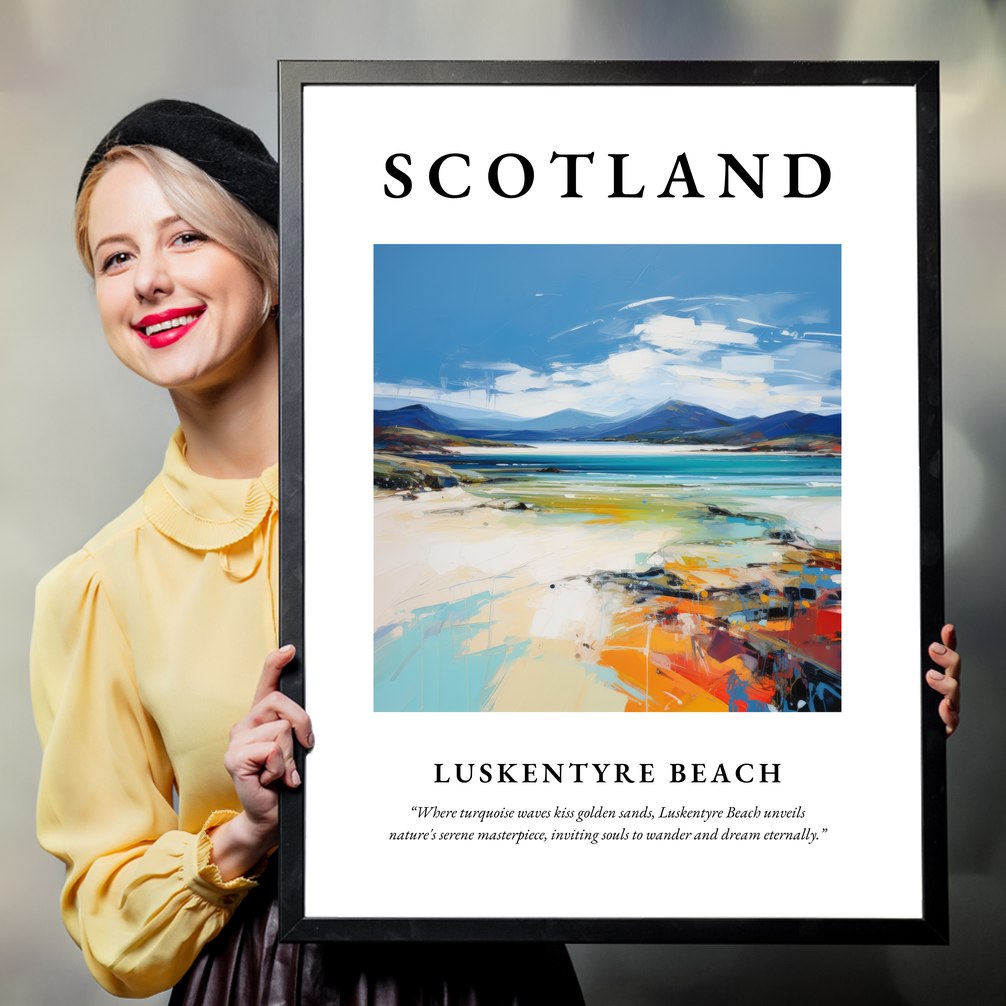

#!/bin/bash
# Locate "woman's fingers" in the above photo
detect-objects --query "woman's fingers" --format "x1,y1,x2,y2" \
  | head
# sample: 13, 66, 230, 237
224, 738, 287, 788
927, 623, 961, 737
941, 623, 958, 653
224, 645, 311, 809
232, 689, 314, 750
928, 638, 961, 683
924, 679, 961, 736
241, 644, 314, 749
252, 644, 296, 707
218, 647, 309, 846
259, 742, 289, 787
230, 719, 302, 788
254, 691, 314, 748
928, 645, 961, 679
925, 668, 959, 704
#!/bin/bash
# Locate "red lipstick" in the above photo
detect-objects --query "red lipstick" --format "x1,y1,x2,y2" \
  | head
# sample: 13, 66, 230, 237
132, 306, 206, 349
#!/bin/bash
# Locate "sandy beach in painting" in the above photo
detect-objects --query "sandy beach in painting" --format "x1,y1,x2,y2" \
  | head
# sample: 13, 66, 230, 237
374, 444, 841, 713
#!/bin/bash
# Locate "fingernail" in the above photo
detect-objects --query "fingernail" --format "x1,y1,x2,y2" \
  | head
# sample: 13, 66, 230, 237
292, 768, 301, 787
928, 669, 944, 679
307, 732, 315, 748
280, 644, 295, 654
931, 643, 947, 654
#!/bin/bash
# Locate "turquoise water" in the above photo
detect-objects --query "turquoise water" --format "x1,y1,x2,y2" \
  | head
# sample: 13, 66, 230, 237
374, 590, 529, 712
415, 448, 841, 499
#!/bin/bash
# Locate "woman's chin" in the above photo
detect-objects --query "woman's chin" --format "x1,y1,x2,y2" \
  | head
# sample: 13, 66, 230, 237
109, 323, 273, 395
122, 353, 219, 392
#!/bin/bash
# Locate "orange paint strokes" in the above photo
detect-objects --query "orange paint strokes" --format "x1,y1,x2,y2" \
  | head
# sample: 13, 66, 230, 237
599, 647, 648, 712
535, 498, 637, 521
599, 644, 727, 713
604, 617, 651, 650
587, 537, 842, 710
646, 629, 737, 707
592, 583, 840, 710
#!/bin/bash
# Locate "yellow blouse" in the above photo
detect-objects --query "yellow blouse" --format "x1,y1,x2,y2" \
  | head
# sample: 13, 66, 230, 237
31, 429, 279, 998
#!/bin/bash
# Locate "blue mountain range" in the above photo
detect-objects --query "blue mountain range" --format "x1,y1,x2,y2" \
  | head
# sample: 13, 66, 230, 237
373, 404, 463, 432
374, 401, 840, 445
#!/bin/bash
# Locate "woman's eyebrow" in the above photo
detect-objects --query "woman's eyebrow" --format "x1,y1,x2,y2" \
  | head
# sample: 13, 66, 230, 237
92, 216, 185, 257
92, 232, 133, 256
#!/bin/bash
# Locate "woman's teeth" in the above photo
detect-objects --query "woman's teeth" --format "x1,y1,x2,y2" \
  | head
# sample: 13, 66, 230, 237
142, 313, 199, 337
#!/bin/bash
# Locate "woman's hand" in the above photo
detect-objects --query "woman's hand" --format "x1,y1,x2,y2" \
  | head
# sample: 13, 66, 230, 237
209, 645, 314, 881
926, 624, 961, 738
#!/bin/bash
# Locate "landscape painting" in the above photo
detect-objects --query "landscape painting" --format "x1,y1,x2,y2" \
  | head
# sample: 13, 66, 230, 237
373, 245, 841, 713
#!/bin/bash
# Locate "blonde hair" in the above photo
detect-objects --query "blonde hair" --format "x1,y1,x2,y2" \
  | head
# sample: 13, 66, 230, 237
75, 145, 278, 322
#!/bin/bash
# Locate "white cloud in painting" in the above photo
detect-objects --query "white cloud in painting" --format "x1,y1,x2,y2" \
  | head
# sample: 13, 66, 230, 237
547, 318, 605, 341
491, 366, 556, 393
721, 355, 775, 373
633, 314, 757, 354
621, 295, 677, 309
375, 311, 840, 420
458, 361, 524, 372
669, 363, 767, 383
773, 342, 841, 383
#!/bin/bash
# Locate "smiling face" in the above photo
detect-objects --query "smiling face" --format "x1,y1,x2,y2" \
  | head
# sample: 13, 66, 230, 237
87, 158, 272, 392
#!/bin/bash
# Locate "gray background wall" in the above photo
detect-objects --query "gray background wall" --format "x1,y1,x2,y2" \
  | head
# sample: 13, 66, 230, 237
1, 2, 1003, 1003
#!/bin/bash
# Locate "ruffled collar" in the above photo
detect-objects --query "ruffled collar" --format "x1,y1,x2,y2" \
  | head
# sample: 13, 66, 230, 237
143, 428, 278, 551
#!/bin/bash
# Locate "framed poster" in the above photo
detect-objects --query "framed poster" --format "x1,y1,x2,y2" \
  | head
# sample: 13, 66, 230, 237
277, 61, 946, 943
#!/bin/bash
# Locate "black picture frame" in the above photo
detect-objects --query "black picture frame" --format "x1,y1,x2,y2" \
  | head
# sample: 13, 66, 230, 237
277, 60, 945, 944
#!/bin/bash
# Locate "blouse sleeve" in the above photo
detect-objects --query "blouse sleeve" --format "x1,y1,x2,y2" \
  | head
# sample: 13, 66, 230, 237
31, 549, 262, 998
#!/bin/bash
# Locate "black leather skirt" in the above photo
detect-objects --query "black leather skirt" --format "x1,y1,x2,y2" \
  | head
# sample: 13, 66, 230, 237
169, 869, 585, 1006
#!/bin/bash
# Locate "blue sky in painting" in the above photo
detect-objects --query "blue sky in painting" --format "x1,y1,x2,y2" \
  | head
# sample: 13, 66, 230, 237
374, 245, 840, 420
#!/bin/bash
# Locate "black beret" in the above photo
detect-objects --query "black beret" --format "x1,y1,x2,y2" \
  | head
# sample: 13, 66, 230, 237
78, 99, 278, 228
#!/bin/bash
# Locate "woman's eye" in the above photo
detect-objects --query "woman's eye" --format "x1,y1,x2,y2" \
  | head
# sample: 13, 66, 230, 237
173, 231, 208, 248
101, 251, 132, 273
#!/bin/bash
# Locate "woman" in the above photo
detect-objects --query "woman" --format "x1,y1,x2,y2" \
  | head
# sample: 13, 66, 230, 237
31, 100, 586, 1003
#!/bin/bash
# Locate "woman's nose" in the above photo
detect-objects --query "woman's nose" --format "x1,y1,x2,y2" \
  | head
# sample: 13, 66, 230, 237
133, 249, 173, 302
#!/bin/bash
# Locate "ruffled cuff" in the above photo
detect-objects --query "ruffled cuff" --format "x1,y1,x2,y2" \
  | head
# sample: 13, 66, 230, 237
182, 810, 269, 909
